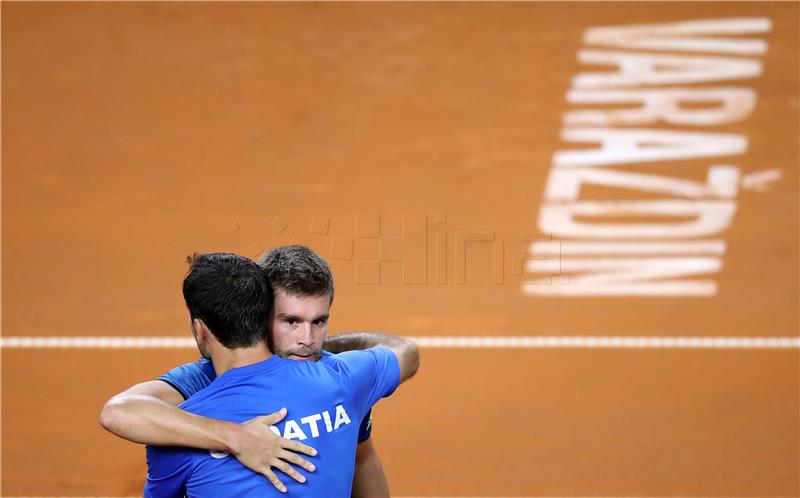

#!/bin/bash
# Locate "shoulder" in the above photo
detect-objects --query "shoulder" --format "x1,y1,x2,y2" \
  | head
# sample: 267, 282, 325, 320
159, 357, 217, 401
181, 357, 216, 378
183, 356, 289, 411
323, 347, 398, 377
178, 372, 228, 410
337, 347, 396, 364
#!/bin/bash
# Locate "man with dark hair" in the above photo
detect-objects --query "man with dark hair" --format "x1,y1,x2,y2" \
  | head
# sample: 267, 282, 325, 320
182, 252, 273, 350
141, 252, 417, 497
101, 246, 417, 496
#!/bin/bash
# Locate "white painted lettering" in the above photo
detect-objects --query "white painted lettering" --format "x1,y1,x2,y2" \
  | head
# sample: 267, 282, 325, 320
530, 240, 726, 256
574, 50, 762, 88
321, 410, 333, 433
524, 257, 721, 296
300, 413, 323, 438
554, 128, 747, 167
333, 405, 351, 430
583, 18, 771, 55
283, 420, 308, 441
525, 18, 769, 297
565, 87, 756, 126
544, 165, 740, 201
538, 200, 737, 238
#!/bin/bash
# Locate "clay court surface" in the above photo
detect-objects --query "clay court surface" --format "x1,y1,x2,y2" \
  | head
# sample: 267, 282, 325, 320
2, 3, 798, 497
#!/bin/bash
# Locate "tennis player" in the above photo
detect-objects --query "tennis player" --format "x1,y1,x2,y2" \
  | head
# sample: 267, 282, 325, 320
101, 246, 417, 495
142, 252, 418, 497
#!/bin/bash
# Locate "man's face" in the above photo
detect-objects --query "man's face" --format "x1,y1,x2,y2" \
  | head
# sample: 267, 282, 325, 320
269, 289, 330, 361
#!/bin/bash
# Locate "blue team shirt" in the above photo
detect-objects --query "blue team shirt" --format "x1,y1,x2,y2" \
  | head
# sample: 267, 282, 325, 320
159, 351, 375, 442
145, 348, 399, 498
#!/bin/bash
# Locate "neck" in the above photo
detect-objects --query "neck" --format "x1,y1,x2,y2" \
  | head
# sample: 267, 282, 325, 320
209, 341, 271, 377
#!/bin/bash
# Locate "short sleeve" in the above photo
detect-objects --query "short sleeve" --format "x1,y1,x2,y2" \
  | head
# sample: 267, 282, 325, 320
337, 347, 401, 412
158, 358, 216, 400
144, 445, 193, 498
357, 409, 374, 443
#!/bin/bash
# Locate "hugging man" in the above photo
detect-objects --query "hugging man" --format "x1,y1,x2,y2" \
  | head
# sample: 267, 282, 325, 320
100, 247, 419, 496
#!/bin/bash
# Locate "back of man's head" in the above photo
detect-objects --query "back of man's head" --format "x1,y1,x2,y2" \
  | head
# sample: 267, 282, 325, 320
182, 252, 272, 349
257, 245, 334, 303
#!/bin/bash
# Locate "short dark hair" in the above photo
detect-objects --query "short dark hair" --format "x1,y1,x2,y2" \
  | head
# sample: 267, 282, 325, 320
182, 252, 272, 349
256, 245, 334, 303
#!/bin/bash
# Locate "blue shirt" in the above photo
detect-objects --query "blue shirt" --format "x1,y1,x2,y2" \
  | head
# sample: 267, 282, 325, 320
145, 348, 400, 498
159, 352, 375, 442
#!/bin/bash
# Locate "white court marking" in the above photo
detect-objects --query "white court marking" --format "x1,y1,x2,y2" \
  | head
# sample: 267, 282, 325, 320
0, 336, 798, 349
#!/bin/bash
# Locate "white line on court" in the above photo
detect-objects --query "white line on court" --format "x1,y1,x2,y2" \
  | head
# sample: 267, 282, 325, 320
0, 336, 798, 349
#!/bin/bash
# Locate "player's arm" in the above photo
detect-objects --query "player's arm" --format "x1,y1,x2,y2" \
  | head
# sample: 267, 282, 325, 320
100, 380, 238, 448
352, 438, 390, 498
99, 380, 316, 493
324, 332, 420, 383
348, 409, 389, 498
325, 333, 417, 497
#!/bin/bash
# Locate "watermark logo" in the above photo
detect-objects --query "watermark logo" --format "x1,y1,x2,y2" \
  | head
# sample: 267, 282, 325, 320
232, 213, 565, 288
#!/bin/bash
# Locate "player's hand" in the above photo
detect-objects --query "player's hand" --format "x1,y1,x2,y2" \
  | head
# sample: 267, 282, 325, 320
234, 408, 318, 493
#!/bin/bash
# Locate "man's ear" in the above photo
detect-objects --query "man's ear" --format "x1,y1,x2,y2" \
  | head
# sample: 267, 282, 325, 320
193, 318, 210, 344
191, 318, 213, 360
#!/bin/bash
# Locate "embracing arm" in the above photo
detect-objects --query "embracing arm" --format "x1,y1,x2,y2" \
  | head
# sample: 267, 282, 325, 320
100, 381, 216, 446
352, 438, 390, 498
324, 332, 420, 383
99, 380, 315, 492
324, 332, 419, 497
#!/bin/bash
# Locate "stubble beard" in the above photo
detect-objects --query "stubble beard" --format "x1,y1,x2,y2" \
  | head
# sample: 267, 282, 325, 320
273, 345, 322, 362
